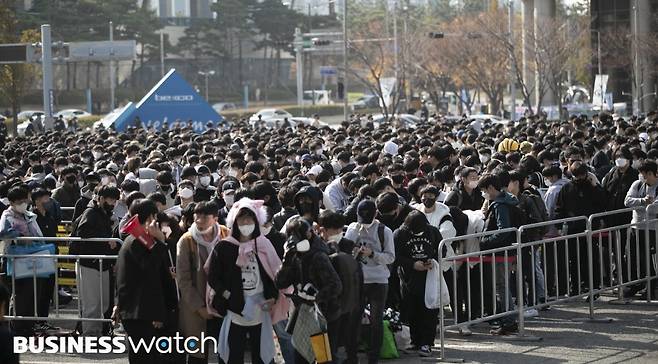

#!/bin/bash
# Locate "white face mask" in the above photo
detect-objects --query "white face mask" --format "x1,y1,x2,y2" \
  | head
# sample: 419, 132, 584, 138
316, 148, 324, 156
179, 188, 194, 199
261, 225, 272, 236
327, 232, 343, 243
92, 151, 103, 160
199, 176, 211, 187
481, 191, 491, 201
77, 180, 85, 189
228, 169, 238, 177
199, 224, 215, 235
223, 195, 235, 208
632, 160, 642, 170
238, 224, 255, 237
480, 155, 491, 164
296, 239, 310, 252
544, 178, 553, 187
161, 225, 172, 238
14, 202, 28, 214
467, 180, 479, 189
454, 175, 460, 183
615, 158, 628, 168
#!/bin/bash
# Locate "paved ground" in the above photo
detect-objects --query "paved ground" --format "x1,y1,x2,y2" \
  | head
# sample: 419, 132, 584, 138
19, 295, 658, 363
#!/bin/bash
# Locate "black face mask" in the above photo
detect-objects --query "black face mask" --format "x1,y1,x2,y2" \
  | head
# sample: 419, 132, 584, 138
391, 175, 405, 185
160, 184, 171, 192
421, 198, 434, 209
298, 202, 315, 216
103, 203, 115, 215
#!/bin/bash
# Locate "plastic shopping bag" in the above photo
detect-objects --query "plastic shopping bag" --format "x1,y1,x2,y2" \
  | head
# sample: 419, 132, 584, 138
6, 243, 57, 279
424, 259, 450, 309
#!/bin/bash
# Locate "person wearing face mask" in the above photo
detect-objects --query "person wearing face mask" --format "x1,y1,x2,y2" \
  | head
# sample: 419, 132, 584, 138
602, 146, 639, 271
156, 171, 177, 209
344, 200, 395, 364
166, 181, 196, 218
0, 185, 46, 337
52, 167, 81, 221
215, 181, 239, 226
554, 162, 606, 297
388, 164, 412, 203
176, 201, 228, 364
280, 185, 323, 233
72, 172, 101, 221
393, 210, 442, 357
194, 165, 216, 203
69, 185, 121, 336
317, 210, 363, 364
275, 216, 342, 364
445, 167, 485, 211
113, 199, 178, 364
623, 160, 658, 299
208, 198, 290, 364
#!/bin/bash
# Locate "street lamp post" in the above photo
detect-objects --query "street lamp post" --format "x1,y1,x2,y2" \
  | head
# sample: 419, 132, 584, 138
198, 71, 215, 101
342, 0, 349, 123
109, 21, 115, 112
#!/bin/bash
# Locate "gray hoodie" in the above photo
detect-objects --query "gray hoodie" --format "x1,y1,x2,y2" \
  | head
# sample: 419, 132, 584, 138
344, 220, 395, 284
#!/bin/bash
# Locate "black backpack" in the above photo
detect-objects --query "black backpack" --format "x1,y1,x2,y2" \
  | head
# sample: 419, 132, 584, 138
521, 191, 549, 237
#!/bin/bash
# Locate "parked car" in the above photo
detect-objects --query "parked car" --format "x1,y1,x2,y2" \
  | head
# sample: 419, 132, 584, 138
467, 114, 510, 125
248, 108, 293, 127
55, 109, 91, 120
17, 110, 44, 121
371, 113, 421, 129
303, 90, 333, 105
212, 102, 238, 113
351, 95, 380, 111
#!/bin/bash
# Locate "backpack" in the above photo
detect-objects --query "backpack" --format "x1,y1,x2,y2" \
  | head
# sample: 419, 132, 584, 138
522, 191, 549, 237
506, 203, 527, 229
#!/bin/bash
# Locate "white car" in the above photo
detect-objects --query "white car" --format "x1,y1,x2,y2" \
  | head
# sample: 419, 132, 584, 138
17, 120, 34, 137
55, 109, 91, 120
212, 103, 238, 113
248, 108, 293, 127
371, 113, 421, 128
467, 114, 510, 125
17, 110, 44, 121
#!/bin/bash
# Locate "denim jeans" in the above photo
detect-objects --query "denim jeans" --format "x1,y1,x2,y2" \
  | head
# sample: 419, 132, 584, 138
273, 319, 295, 364
361, 283, 388, 364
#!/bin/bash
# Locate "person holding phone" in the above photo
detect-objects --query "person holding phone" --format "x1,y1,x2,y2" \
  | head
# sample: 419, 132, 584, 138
393, 210, 442, 357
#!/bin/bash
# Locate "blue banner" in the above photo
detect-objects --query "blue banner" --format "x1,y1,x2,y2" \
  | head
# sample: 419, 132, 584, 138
114, 69, 223, 133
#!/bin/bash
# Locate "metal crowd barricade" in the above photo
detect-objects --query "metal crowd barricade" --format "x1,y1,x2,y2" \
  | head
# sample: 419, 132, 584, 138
436, 207, 658, 362
0, 236, 121, 323
437, 227, 538, 362
517, 216, 590, 308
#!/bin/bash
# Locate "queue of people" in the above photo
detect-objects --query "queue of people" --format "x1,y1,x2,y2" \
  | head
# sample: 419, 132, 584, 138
0, 109, 657, 363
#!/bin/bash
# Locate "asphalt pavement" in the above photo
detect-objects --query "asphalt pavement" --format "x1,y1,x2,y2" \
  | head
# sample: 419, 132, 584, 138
18, 295, 658, 363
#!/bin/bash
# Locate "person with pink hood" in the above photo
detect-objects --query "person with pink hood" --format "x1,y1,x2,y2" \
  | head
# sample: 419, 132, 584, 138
206, 197, 289, 364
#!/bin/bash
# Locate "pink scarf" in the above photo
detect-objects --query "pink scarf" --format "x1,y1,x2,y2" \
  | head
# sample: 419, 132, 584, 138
221, 235, 291, 324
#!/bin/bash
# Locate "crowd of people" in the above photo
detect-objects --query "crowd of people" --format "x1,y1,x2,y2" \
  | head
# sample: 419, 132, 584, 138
0, 109, 657, 363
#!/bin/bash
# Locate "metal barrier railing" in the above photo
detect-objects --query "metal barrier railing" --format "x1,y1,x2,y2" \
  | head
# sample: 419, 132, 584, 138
436, 206, 658, 362
0, 236, 122, 323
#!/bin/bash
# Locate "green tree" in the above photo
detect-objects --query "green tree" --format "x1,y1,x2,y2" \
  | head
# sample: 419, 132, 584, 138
0, 3, 40, 135
213, 0, 256, 88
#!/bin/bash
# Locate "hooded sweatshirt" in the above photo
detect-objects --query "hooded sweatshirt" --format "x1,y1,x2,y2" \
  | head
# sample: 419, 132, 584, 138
344, 220, 395, 284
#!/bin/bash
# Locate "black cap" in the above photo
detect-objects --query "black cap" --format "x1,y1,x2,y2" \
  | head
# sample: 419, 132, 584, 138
197, 165, 211, 175
181, 166, 198, 178
357, 199, 377, 224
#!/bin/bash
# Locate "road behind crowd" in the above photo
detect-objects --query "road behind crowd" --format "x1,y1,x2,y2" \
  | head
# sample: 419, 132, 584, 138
20, 295, 658, 364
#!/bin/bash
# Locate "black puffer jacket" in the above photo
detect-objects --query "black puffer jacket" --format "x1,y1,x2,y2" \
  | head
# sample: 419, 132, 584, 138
275, 235, 342, 321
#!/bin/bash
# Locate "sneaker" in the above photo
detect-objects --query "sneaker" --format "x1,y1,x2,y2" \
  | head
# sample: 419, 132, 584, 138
458, 325, 473, 336
419, 345, 431, 357
524, 308, 539, 318
490, 323, 518, 336
35, 322, 59, 333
